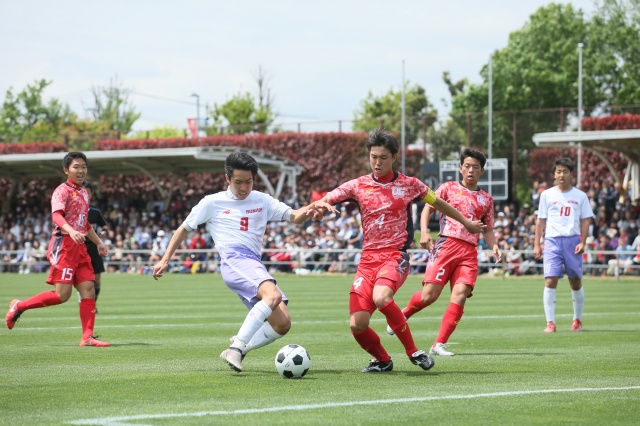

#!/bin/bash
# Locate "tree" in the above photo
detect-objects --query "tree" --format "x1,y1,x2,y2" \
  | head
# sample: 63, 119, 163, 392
446, 2, 640, 204
0, 79, 76, 142
589, 0, 640, 107
127, 125, 186, 139
87, 77, 141, 133
208, 66, 276, 135
352, 82, 438, 144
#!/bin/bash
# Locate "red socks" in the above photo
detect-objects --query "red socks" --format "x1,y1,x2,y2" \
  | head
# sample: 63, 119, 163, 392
352, 327, 390, 363
435, 302, 464, 345
403, 291, 427, 319
379, 300, 418, 356
18, 291, 62, 311
79, 299, 97, 340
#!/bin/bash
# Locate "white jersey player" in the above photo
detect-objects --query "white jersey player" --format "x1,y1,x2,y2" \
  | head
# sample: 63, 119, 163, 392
534, 158, 594, 333
152, 152, 336, 372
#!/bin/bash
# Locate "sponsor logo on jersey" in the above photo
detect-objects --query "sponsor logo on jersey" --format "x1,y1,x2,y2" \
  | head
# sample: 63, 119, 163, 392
477, 194, 488, 206
222, 210, 231, 214
246, 207, 263, 214
392, 187, 405, 198
380, 270, 388, 275
365, 188, 376, 195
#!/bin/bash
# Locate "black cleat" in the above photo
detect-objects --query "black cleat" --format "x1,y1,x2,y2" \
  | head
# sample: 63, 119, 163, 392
361, 358, 393, 373
410, 350, 435, 371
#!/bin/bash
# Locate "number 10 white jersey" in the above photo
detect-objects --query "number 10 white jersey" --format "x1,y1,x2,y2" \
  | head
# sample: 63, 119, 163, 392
182, 189, 292, 257
538, 186, 594, 238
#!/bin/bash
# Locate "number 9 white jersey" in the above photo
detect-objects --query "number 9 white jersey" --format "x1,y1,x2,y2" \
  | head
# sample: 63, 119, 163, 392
182, 189, 292, 257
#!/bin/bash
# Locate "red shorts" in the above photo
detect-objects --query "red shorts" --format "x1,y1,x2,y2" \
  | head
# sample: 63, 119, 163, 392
423, 237, 478, 293
349, 250, 410, 315
46, 235, 95, 285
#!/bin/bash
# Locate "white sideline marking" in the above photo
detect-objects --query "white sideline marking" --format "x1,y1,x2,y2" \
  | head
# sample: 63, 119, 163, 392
69, 386, 640, 425
11, 311, 640, 332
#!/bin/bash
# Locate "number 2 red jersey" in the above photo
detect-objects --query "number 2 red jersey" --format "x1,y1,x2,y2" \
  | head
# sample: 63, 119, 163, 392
326, 173, 431, 252
51, 180, 91, 236
435, 181, 494, 246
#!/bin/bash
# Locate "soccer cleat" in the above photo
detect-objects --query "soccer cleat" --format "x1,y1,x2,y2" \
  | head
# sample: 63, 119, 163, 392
5, 299, 22, 330
386, 316, 407, 336
79, 336, 110, 347
229, 336, 246, 360
410, 350, 435, 370
544, 321, 556, 333
361, 358, 394, 373
429, 342, 454, 356
571, 319, 582, 332
220, 347, 243, 372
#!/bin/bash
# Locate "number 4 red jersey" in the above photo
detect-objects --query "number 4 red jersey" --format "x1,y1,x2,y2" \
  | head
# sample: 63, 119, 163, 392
435, 181, 494, 246
326, 173, 434, 251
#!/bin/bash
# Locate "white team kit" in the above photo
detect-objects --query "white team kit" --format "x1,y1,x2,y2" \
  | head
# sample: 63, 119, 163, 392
538, 187, 593, 237
182, 189, 293, 308
183, 189, 292, 258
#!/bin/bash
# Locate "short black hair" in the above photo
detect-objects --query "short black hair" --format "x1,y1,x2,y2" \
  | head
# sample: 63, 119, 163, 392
225, 152, 259, 178
460, 147, 486, 168
63, 151, 87, 169
83, 182, 95, 193
552, 158, 574, 173
365, 127, 399, 156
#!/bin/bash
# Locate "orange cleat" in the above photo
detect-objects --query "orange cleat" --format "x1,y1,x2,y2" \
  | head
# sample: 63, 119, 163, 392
544, 321, 556, 333
571, 319, 582, 332
5, 299, 22, 330
80, 336, 110, 347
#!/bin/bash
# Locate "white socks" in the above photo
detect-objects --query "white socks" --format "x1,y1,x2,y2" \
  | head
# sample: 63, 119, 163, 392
231, 300, 272, 351
543, 287, 556, 323
572, 287, 584, 320
242, 322, 284, 355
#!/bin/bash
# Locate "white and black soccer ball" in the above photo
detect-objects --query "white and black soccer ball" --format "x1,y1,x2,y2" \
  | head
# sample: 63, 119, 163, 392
275, 344, 311, 379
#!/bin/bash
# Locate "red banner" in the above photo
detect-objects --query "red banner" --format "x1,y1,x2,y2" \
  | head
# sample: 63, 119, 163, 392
187, 118, 198, 138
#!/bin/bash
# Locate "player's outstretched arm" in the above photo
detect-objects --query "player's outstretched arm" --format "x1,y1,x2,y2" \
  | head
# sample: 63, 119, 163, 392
153, 226, 188, 280
289, 200, 338, 224
432, 198, 486, 234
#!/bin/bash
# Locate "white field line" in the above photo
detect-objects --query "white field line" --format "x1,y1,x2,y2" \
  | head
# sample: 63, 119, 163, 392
9, 311, 640, 332
68, 386, 640, 425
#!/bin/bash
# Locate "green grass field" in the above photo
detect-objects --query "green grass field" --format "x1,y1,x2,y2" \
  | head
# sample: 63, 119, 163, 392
1, 273, 639, 425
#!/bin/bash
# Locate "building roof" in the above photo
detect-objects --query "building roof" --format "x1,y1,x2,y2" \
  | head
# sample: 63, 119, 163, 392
0, 145, 303, 198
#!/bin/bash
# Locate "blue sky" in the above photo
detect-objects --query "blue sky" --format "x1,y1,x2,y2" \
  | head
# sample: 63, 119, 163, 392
0, 1, 596, 133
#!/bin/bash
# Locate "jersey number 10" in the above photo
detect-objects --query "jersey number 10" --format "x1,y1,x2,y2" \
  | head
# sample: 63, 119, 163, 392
559, 206, 571, 217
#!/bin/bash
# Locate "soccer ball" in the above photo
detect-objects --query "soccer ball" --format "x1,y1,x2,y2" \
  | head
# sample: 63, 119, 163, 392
275, 344, 311, 379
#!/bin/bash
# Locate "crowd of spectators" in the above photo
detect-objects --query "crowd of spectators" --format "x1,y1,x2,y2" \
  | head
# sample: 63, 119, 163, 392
1, 180, 639, 277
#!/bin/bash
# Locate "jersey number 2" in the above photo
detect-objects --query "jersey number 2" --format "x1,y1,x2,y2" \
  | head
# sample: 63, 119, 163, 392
240, 217, 249, 231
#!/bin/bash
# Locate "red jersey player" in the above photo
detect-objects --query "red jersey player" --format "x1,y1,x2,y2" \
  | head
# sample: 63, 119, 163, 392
5, 152, 110, 347
391, 148, 502, 356
320, 129, 486, 373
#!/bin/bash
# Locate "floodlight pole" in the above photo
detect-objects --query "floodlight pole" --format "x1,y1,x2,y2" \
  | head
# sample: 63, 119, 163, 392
191, 93, 200, 137
401, 59, 406, 175
488, 54, 493, 160
577, 43, 583, 188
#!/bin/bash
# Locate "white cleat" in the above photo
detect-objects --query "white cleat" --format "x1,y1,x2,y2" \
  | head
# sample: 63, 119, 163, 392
429, 342, 454, 356
220, 348, 243, 372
